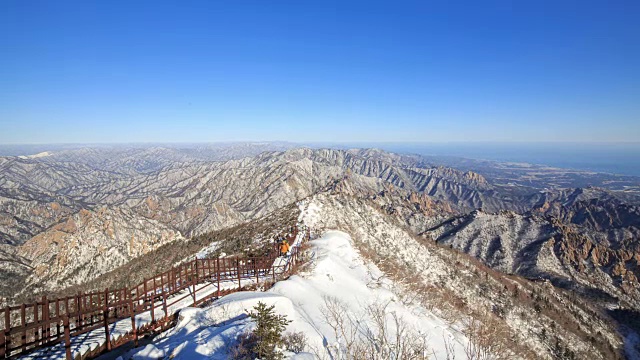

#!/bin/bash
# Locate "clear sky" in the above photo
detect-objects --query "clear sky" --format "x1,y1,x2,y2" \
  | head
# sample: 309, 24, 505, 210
1, 0, 639, 144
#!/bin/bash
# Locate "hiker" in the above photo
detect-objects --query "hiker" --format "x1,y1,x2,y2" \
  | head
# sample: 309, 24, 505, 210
279, 239, 290, 256
284, 240, 291, 255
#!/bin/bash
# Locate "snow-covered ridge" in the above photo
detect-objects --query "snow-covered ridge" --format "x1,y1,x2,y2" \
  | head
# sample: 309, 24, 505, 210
295, 194, 627, 359
123, 230, 470, 359
18, 151, 53, 159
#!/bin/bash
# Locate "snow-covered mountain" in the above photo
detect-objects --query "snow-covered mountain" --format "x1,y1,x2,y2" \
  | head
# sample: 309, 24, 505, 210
1, 147, 502, 300
423, 206, 640, 313
115, 199, 627, 359
1, 144, 639, 358
16, 207, 185, 295
299, 195, 627, 359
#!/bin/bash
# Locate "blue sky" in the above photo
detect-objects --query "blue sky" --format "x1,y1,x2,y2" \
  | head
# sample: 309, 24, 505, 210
1, 1, 639, 144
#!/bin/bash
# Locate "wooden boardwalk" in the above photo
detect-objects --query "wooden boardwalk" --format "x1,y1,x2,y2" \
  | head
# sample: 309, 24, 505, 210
1, 227, 309, 359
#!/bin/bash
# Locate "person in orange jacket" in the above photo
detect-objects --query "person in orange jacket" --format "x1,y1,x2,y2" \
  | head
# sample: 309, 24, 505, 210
279, 239, 290, 256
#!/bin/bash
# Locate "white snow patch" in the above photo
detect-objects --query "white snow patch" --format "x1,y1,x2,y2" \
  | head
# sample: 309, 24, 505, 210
18, 151, 53, 159
298, 199, 322, 229
195, 242, 221, 259
131, 344, 165, 359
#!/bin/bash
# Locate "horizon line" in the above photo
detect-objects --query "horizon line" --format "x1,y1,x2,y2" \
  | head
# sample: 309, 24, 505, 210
1, 140, 640, 146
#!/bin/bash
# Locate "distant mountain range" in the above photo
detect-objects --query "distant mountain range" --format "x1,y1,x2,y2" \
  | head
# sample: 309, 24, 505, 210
1, 143, 639, 358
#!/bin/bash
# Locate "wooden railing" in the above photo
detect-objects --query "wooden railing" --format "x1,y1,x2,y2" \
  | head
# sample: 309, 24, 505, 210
0, 227, 309, 359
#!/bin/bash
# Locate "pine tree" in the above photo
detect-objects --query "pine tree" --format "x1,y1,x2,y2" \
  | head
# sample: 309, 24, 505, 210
248, 301, 291, 360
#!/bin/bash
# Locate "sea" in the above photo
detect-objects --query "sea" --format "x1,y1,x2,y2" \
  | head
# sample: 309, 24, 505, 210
337, 142, 640, 177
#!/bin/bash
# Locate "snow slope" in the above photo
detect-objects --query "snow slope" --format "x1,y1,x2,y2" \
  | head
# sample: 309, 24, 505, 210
122, 231, 469, 359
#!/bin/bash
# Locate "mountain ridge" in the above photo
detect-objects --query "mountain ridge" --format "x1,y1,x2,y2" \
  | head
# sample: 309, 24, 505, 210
1, 145, 639, 358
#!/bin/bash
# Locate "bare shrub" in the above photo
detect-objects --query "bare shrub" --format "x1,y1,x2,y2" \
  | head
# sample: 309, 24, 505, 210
316, 296, 431, 360
442, 334, 457, 360
462, 316, 508, 360
321, 296, 360, 357
283, 331, 308, 353
228, 332, 257, 360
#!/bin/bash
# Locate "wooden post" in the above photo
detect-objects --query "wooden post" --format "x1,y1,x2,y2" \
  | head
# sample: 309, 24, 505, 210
206, 259, 211, 280
113, 291, 118, 319
255, 259, 260, 284
195, 260, 199, 284
128, 287, 138, 347
34, 301, 39, 345
162, 292, 168, 319
216, 257, 221, 298
64, 297, 70, 336
0, 330, 5, 358
88, 294, 93, 328
56, 300, 60, 340
103, 288, 111, 351
176, 267, 179, 291
161, 273, 168, 319
4, 306, 10, 357
143, 278, 148, 311
150, 291, 155, 324
79, 293, 84, 329
192, 260, 198, 306
237, 259, 242, 289
76, 293, 82, 330
20, 304, 25, 353
42, 296, 50, 345
221, 258, 225, 281
63, 315, 72, 360
122, 288, 127, 316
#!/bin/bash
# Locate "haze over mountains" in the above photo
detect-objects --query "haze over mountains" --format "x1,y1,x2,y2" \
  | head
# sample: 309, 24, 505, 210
1, 143, 640, 358
381, 143, 640, 177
